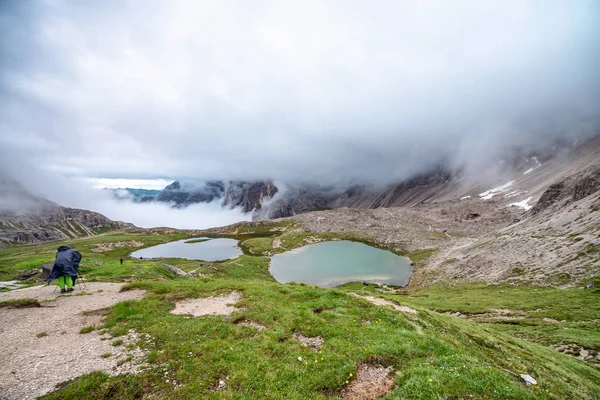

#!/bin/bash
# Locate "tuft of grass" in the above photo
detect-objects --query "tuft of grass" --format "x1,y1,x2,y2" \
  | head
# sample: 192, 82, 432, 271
111, 339, 123, 346
0, 298, 41, 308
404, 248, 438, 264
36, 331, 48, 338
100, 353, 111, 359
184, 238, 210, 244
80, 326, 95, 334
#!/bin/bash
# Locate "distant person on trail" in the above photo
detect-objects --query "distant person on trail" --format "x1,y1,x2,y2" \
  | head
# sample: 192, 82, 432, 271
120, 257, 123, 265
48, 246, 82, 294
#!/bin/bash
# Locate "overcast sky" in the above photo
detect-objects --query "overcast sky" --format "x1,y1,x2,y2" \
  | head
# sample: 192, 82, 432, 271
1, 0, 600, 189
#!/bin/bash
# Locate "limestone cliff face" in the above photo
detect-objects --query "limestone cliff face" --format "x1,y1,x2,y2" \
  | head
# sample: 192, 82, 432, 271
0, 179, 131, 245
152, 179, 278, 213
146, 135, 600, 220
150, 171, 457, 219
256, 168, 456, 219
222, 181, 278, 213
532, 165, 600, 214
155, 180, 226, 207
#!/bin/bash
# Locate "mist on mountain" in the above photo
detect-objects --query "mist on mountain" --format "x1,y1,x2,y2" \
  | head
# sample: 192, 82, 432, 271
1, 1, 599, 187
1, 1, 599, 228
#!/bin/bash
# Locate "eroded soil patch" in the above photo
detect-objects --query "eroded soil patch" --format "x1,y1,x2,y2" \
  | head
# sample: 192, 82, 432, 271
551, 343, 600, 365
342, 363, 395, 400
92, 240, 144, 252
293, 333, 324, 351
444, 308, 527, 322
170, 291, 242, 317
236, 320, 267, 331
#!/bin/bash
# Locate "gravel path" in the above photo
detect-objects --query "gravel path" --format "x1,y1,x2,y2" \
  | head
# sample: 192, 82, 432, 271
0, 283, 145, 400
170, 291, 242, 317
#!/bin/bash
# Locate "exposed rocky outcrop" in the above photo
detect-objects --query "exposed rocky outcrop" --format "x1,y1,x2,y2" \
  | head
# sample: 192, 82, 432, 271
532, 165, 600, 214
222, 181, 277, 213
0, 179, 132, 245
256, 167, 457, 219
155, 180, 226, 207
151, 179, 277, 212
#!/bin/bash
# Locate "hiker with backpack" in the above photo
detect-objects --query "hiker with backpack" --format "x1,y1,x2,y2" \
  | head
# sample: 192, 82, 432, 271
47, 245, 82, 294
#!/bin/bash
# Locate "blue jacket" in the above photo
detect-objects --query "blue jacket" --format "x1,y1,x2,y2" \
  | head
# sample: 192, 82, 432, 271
48, 246, 82, 283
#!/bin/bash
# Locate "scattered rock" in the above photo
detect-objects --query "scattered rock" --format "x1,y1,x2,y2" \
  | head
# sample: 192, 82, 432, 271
216, 379, 227, 391
166, 265, 188, 276
18, 269, 41, 281
91, 240, 144, 252
236, 320, 267, 331
585, 281, 597, 289
551, 343, 600, 365
170, 291, 242, 317
342, 363, 395, 400
0, 281, 21, 290
293, 333, 325, 351
520, 374, 537, 386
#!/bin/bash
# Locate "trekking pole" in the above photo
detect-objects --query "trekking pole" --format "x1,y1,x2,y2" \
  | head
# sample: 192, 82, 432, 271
78, 275, 89, 289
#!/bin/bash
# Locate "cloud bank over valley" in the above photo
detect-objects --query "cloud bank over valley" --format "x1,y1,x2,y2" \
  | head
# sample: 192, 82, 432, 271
1, 1, 599, 226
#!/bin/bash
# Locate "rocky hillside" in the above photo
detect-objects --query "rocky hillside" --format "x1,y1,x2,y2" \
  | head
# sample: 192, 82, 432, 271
199, 135, 600, 288
0, 179, 132, 245
151, 179, 277, 212
143, 137, 599, 220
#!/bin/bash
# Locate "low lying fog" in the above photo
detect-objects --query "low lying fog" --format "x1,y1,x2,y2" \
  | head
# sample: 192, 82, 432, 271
88, 197, 251, 230
1, 1, 599, 227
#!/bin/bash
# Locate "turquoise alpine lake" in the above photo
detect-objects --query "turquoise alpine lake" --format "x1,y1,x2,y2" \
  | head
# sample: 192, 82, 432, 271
130, 238, 242, 261
269, 240, 412, 287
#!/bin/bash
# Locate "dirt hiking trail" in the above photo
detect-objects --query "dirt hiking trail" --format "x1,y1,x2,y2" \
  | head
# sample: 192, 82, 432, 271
0, 283, 145, 400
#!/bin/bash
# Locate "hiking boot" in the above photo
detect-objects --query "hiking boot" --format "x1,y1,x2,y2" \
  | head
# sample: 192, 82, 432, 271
66, 288, 74, 293
60, 289, 67, 294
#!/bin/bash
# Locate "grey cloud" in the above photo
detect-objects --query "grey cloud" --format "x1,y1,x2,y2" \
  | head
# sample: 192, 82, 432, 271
1, 0, 599, 188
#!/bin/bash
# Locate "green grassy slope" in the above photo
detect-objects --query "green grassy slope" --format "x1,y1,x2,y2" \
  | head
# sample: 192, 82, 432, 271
0, 228, 598, 399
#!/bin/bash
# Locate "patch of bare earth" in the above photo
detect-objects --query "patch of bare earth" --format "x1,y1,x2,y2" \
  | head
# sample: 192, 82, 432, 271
551, 344, 600, 366
350, 293, 417, 314
91, 240, 144, 252
293, 333, 324, 351
170, 291, 242, 317
342, 363, 395, 400
235, 320, 267, 331
0, 282, 146, 400
444, 308, 527, 322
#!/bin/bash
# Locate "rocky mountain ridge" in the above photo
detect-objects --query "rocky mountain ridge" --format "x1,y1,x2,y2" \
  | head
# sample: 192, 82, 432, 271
198, 135, 600, 287
0, 179, 133, 245
144, 137, 594, 219
149, 179, 278, 213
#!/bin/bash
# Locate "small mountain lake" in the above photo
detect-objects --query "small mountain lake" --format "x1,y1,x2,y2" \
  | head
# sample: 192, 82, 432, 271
269, 241, 412, 287
130, 238, 242, 261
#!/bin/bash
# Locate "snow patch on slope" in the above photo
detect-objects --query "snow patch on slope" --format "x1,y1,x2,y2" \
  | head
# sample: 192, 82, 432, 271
509, 197, 533, 211
479, 181, 515, 200
524, 157, 542, 175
